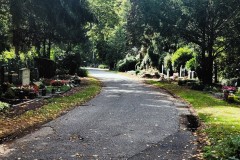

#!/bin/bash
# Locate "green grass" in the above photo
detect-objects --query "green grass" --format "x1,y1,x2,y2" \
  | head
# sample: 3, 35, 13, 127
0, 78, 101, 141
147, 80, 240, 159
46, 85, 71, 93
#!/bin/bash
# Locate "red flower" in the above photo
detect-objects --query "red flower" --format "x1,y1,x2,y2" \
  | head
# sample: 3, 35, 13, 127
222, 86, 236, 92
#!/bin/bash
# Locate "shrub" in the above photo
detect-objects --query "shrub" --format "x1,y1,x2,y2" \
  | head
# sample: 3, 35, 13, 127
98, 64, 108, 69
136, 70, 140, 75
3, 88, 15, 99
2, 82, 15, 93
56, 52, 81, 75
116, 54, 137, 72
34, 58, 56, 78
0, 101, 10, 112
77, 68, 88, 77
39, 83, 45, 89
204, 135, 240, 159
186, 58, 197, 70
172, 46, 195, 71
221, 78, 240, 87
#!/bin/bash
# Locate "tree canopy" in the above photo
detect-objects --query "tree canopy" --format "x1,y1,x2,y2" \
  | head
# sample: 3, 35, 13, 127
0, 0, 240, 84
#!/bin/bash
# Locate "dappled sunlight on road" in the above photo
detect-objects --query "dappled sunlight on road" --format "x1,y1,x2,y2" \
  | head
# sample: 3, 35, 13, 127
0, 145, 14, 157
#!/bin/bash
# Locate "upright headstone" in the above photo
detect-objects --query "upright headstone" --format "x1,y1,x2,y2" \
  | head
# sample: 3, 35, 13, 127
182, 68, 185, 77
180, 65, 183, 77
9, 71, 18, 84
19, 68, 30, 85
188, 70, 191, 79
167, 69, 170, 78
1, 64, 8, 84
191, 71, 195, 79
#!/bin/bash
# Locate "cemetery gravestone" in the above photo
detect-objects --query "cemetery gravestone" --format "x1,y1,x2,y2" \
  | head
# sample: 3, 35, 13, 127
9, 71, 18, 84
188, 70, 191, 79
1, 64, 8, 84
167, 69, 170, 78
19, 68, 30, 85
191, 71, 195, 79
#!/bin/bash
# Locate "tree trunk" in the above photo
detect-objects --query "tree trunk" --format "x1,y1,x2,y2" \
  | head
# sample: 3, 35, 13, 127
47, 39, 51, 59
202, 56, 213, 85
214, 61, 218, 83
15, 45, 20, 68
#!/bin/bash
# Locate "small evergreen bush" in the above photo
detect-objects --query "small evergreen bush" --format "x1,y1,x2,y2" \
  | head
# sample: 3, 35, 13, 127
116, 54, 137, 72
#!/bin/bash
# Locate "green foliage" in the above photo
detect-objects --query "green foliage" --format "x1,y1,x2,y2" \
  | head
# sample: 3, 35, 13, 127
77, 68, 88, 77
46, 85, 71, 93
35, 58, 56, 78
3, 88, 15, 99
0, 0, 10, 53
204, 135, 240, 159
218, 52, 240, 79
87, 0, 130, 67
0, 101, 10, 112
147, 46, 160, 68
116, 54, 137, 72
98, 64, 108, 69
57, 52, 81, 75
172, 47, 194, 71
164, 53, 173, 69
185, 58, 197, 71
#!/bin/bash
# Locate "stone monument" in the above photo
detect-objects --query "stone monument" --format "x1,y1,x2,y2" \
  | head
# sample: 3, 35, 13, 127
19, 68, 30, 85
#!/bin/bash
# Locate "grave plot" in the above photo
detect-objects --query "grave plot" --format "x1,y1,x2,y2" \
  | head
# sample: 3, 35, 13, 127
0, 64, 84, 115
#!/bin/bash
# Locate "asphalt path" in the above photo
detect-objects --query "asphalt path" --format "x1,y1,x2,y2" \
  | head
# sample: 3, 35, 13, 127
0, 68, 197, 160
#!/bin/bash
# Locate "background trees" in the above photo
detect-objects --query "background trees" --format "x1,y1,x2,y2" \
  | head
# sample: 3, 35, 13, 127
87, 0, 131, 69
1, 0, 93, 63
123, 0, 240, 85
0, 0, 240, 84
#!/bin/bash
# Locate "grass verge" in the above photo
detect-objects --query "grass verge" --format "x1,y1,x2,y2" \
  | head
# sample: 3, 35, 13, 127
0, 77, 101, 142
147, 80, 240, 159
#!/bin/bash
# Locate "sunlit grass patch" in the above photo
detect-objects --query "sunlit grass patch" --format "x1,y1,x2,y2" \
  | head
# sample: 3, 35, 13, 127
147, 80, 240, 159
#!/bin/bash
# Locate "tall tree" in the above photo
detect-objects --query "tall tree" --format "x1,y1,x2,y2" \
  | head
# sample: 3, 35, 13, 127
133, 0, 240, 84
0, 0, 10, 53
87, 0, 130, 68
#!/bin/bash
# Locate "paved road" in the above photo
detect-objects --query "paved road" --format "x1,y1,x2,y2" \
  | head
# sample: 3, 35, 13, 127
0, 69, 196, 160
